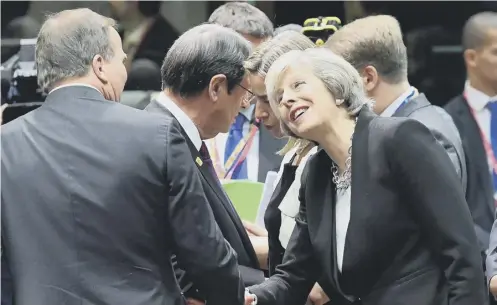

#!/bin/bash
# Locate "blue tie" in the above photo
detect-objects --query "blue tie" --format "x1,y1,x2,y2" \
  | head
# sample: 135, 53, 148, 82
225, 113, 248, 180
488, 100, 497, 195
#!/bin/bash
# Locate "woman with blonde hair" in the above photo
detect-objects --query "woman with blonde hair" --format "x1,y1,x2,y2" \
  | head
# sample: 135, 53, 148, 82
244, 32, 329, 304
244, 48, 486, 305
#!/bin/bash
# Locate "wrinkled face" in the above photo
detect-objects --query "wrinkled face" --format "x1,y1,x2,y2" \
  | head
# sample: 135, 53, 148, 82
203, 74, 251, 138
274, 65, 339, 142
249, 74, 283, 138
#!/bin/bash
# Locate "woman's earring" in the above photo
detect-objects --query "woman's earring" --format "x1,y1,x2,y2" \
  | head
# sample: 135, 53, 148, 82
336, 99, 345, 106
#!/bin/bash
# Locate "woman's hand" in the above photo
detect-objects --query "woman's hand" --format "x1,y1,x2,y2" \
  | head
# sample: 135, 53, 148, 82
249, 235, 269, 270
308, 283, 330, 305
243, 220, 268, 237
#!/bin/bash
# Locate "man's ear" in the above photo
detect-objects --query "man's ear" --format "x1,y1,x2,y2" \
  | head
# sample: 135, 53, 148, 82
92, 54, 108, 83
463, 49, 477, 69
208, 74, 227, 102
361, 65, 379, 93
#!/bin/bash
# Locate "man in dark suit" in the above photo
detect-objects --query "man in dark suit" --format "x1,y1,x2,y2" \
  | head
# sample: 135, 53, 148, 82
1, 9, 244, 305
206, 2, 286, 182
144, 23, 266, 303
445, 12, 497, 301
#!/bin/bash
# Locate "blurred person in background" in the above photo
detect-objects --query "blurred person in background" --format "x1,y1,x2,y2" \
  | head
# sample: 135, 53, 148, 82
145, 23, 266, 305
1, 9, 244, 305
109, 0, 178, 90
274, 24, 303, 36
244, 31, 330, 305
244, 47, 486, 305
206, 1, 286, 183
447, 12, 497, 301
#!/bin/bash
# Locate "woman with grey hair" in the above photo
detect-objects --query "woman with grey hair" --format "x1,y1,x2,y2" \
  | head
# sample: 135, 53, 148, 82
244, 31, 329, 305
245, 48, 486, 304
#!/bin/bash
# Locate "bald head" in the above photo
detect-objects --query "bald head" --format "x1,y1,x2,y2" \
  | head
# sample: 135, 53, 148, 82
325, 15, 407, 84
36, 8, 116, 92
462, 12, 497, 50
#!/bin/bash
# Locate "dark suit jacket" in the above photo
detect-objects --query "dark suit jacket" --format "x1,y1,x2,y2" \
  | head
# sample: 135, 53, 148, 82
249, 106, 486, 305
145, 99, 265, 300
0, 86, 244, 305
395, 93, 466, 193
445, 95, 495, 252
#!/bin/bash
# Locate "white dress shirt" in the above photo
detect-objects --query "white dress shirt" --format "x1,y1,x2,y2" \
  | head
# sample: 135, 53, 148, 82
49, 83, 100, 95
156, 92, 202, 150
275, 146, 318, 248
204, 105, 260, 181
380, 87, 417, 118
335, 186, 352, 272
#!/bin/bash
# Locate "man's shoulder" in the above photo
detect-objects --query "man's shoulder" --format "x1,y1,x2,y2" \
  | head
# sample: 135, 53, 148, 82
444, 94, 465, 114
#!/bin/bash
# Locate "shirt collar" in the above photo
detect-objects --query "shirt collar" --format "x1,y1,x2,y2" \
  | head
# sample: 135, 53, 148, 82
380, 87, 416, 117
240, 104, 255, 121
465, 81, 497, 112
49, 83, 101, 95
156, 92, 202, 151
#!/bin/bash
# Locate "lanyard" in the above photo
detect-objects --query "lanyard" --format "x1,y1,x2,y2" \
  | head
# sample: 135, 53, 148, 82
393, 87, 419, 115
208, 120, 260, 179
463, 92, 497, 177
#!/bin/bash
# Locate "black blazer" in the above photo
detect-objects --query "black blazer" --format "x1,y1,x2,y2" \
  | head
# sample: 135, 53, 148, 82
145, 99, 265, 298
445, 95, 495, 251
1, 86, 244, 305
249, 106, 486, 305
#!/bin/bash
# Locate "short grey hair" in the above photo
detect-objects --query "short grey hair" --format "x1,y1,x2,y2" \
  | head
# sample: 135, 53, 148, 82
245, 31, 315, 155
35, 8, 116, 93
274, 24, 303, 36
265, 48, 373, 137
325, 15, 407, 84
462, 12, 497, 50
161, 23, 251, 98
208, 2, 273, 39
245, 31, 314, 78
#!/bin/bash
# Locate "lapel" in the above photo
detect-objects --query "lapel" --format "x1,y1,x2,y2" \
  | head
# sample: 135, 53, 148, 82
146, 99, 260, 265
311, 105, 376, 300
453, 96, 494, 213
392, 93, 431, 118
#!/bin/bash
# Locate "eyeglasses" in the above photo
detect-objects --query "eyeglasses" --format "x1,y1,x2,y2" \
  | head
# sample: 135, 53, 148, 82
237, 83, 255, 104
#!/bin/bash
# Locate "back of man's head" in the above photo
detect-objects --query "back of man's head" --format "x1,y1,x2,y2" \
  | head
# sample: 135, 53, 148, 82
325, 15, 408, 84
36, 8, 116, 93
161, 23, 251, 98
208, 2, 273, 44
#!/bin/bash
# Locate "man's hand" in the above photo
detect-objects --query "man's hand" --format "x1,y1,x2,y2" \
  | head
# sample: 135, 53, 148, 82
245, 291, 257, 305
490, 275, 497, 297
249, 235, 269, 270
243, 220, 268, 237
308, 283, 330, 305
186, 298, 204, 305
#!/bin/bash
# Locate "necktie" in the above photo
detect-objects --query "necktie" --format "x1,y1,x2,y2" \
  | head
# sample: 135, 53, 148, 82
200, 142, 219, 181
487, 100, 497, 196
225, 114, 248, 180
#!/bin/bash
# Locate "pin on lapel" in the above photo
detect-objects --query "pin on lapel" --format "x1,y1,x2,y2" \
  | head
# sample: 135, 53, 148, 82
195, 157, 203, 166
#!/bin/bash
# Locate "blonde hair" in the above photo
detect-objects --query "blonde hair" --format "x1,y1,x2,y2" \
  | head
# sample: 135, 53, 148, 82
244, 31, 315, 155
324, 15, 408, 84
265, 48, 373, 138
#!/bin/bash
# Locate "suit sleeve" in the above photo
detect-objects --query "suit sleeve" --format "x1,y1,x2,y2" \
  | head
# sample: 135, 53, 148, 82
248, 163, 319, 305
486, 218, 497, 288
164, 121, 244, 305
391, 119, 487, 305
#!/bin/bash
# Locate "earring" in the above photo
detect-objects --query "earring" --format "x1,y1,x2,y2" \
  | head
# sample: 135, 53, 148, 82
336, 99, 345, 106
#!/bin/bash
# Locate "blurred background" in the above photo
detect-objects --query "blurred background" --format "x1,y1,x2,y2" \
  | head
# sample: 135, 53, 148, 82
2, 0, 497, 124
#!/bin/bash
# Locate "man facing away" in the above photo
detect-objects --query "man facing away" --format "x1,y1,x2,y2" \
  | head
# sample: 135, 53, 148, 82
206, 2, 286, 182
325, 15, 466, 195
1, 9, 243, 305
145, 23, 267, 304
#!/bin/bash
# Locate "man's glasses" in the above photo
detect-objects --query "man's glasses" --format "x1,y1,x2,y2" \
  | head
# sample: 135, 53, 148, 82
237, 83, 255, 104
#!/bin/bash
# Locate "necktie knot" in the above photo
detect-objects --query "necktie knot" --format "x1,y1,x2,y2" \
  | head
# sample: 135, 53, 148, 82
233, 113, 247, 130
488, 100, 497, 113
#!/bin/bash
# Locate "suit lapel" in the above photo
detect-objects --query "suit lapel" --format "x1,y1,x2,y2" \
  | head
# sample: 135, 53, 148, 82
455, 97, 494, 213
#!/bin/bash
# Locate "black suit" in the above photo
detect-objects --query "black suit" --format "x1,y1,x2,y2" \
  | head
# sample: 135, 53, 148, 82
249, 106, 486, 305
1, 86, 244, 305
145, 99, 265, 300
445, 95, 495, 251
